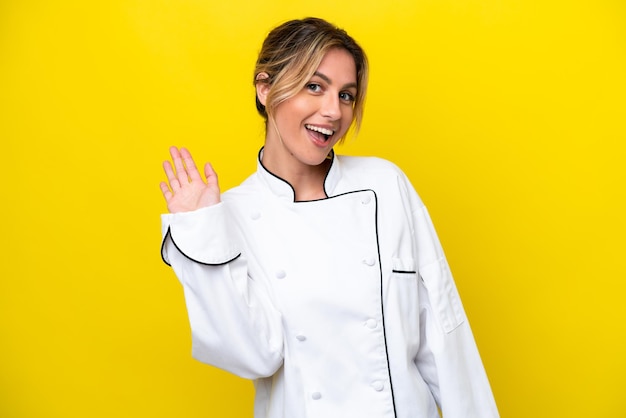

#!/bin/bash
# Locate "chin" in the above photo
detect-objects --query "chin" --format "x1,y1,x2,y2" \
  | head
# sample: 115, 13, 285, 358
300, 156, 328, 168
304, 149, 333, 166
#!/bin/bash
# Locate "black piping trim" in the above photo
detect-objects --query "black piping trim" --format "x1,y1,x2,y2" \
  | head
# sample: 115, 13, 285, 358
160, 226, 242, 267
160, 228, 172, 266
322, 149, 335, 198
295, 188, 370, 203
257, 148, 297, 200
392, 270, 417, 274
372, 190, 398, 417
257, 147, 336, 202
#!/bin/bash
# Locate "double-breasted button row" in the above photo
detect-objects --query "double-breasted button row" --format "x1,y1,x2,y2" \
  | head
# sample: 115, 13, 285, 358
309, 380, 385, 402
275, 255, 376, 281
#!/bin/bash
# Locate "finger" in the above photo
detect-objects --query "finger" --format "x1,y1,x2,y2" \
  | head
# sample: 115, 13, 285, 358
170, 146, 189, 184
159, 181, 173, 201
162, 160, 180, 190
204, 162, 219, 190
180, 147, 203, 182
168, 145, 181, 163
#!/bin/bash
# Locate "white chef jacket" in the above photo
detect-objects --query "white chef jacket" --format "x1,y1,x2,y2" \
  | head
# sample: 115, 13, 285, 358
161, 150, 499, 418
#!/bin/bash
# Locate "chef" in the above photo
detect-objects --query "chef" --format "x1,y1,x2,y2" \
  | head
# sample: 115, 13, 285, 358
159, 17, 499, 418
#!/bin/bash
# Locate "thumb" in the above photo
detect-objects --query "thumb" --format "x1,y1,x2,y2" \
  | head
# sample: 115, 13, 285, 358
204, 162, 220, 190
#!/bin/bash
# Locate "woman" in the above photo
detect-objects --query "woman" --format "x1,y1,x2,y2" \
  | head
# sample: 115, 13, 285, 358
159, 17, 499, 418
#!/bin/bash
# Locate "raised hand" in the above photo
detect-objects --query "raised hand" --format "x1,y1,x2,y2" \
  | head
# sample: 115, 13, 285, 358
160, 146, 221, 213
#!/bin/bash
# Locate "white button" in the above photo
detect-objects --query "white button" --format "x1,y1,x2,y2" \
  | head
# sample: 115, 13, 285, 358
371, 381, 384, 391
311, 392, 322, 400
250, 211, 261, 220
366, 319, 378, 329
361, 195, 371, 205
296, 334, 306, 341
363, 257, 376, 266
275, 270, 286, 279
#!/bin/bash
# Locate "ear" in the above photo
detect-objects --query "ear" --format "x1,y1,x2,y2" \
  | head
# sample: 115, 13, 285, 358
255, 72, 270, 107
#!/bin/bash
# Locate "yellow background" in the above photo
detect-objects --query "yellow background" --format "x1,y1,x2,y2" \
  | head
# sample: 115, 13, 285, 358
1, 0, 624, 417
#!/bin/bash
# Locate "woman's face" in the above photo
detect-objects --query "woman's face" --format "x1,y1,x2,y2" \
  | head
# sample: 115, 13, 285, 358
261, 48, 357, 173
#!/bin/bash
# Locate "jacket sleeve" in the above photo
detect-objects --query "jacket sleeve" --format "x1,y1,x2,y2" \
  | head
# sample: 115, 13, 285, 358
161, 203, 284, 379
400, 175, 499, 417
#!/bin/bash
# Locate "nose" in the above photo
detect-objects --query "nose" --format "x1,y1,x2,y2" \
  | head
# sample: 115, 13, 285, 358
321, 92, 341, 120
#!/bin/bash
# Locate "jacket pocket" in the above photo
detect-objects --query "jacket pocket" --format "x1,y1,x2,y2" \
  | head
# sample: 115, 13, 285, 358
389, 257, 420, 334
418, 258, 465, 333
392, 257, 417, 275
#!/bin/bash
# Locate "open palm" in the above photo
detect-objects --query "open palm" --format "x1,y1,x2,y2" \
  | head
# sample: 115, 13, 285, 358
160, 146, 221, 213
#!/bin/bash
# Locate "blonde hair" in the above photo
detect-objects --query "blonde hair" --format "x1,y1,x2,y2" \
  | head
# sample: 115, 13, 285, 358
254, 17, 369, 139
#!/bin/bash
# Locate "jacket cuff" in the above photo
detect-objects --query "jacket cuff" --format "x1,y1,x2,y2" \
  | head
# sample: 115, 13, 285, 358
160, 203, 241, 266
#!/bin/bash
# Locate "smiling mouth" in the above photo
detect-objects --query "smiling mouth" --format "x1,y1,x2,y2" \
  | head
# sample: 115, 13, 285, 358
305, 124, 335, 141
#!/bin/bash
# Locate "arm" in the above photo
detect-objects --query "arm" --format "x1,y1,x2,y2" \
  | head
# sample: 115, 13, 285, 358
397, 173, 498, 417
413, 207, 498, 417
160, 147, 284, 379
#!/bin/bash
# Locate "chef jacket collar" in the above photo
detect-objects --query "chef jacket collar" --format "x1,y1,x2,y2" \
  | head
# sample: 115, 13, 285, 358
256, 147, 342, 202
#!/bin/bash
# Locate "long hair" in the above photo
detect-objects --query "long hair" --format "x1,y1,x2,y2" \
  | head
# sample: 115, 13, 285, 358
253, 17, 369, 138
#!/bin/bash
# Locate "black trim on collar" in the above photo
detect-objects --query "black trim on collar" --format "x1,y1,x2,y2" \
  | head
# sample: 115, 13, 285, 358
322, 149, 335, 198
257, 148, 297, 200
293, 187, 366, 203
257, 147, 336, 202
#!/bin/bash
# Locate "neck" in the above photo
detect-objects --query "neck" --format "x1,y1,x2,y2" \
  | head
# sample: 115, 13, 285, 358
261, 149, 331, 201
290, 159, 331, 201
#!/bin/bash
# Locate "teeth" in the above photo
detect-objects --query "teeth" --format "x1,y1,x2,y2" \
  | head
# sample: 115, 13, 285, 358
306, 124, 334, 136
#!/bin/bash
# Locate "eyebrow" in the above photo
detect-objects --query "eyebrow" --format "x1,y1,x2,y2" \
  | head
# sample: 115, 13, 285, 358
313, 71, 358, 90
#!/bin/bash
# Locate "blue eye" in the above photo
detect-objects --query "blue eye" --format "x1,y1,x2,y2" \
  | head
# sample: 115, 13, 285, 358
339, 92, 356, 103
307, 83, 322, 93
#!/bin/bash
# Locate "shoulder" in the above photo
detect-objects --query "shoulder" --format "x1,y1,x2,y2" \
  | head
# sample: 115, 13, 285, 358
336, 154, 406, 177
336, 154, 425, 209
336, 154, 413, 189
222, 172, 261, 202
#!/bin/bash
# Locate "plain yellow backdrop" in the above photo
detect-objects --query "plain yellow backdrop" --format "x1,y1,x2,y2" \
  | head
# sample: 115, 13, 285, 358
1, 0, 624, 417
